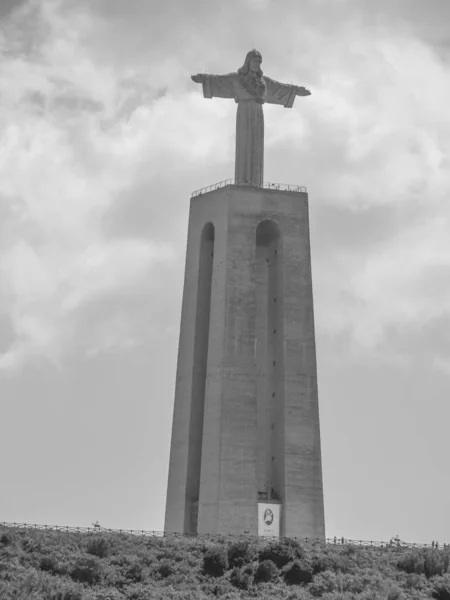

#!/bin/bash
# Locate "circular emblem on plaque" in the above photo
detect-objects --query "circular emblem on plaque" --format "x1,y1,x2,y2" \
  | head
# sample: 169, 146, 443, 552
263, 508, 274, 525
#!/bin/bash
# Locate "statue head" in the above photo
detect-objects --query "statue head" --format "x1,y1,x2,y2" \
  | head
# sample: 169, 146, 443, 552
238, 49, 263, 77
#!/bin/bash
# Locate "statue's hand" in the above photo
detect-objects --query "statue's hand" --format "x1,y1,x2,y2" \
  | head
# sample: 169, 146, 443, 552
296, 86, 311, 96
191, 74, 205, 84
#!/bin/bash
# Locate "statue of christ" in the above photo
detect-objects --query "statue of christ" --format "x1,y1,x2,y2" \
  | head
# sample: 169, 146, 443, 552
191, 49, 311, 187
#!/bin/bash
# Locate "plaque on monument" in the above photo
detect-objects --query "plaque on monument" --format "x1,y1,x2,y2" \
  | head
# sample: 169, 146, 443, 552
258, 502, 282, 538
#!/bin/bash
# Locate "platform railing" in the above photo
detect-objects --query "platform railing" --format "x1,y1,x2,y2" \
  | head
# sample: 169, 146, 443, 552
1, 522, 448, 550
191, 179, 307, 198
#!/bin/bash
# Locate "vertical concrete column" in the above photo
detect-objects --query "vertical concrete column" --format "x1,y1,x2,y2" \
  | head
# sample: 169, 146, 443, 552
165, 185, 325, 539
165, 191, 229, 534
197, 194, 230, 534
215, 196, 259, 534
281, 197, 325, 539
164, 207, 202, 533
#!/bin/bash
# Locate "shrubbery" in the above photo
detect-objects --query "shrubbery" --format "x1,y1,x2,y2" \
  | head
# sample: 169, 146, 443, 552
39, 554, 60, 574
425, 549, 450, 579
308, 570, 388, 597
284, 559, 314, 585
1, 525, 449, 599
126, 561, 144, 582
255, 559, 279, 583
0, 532, 13, 546
258, 539, 304, 568
431, 574, 450, 600
230, 565, 253, 590
86, 535, 110, 558
203, 545, 229, 576
397, 548, 450, 579
228, 540, 254, 568
70, 555, 104, 584
398, 552, 426, 574
157, 559, 176, 578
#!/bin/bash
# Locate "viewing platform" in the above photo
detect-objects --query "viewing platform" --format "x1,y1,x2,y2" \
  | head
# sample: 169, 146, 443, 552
191, 178, 307, 198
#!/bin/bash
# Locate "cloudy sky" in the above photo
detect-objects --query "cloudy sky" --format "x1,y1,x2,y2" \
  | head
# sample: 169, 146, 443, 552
1, 0, 450, 544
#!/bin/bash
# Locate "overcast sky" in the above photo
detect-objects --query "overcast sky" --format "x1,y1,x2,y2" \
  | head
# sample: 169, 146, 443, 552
1, 0, 450, 544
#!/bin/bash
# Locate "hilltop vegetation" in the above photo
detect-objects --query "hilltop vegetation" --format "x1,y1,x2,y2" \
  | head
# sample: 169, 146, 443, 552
1, 526, 450, 599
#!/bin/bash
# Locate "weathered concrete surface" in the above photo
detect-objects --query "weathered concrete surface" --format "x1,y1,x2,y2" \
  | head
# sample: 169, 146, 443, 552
164, 185, 325, 539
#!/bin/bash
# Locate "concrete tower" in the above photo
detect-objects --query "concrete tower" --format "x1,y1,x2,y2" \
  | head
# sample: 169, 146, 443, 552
164, 50, 325, 539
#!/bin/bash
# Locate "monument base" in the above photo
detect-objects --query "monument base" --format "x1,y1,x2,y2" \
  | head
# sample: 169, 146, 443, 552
165, 183, 325, 540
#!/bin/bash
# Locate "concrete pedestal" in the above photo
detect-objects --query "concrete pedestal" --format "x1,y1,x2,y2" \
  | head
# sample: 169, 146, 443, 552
164, 184, 325, 539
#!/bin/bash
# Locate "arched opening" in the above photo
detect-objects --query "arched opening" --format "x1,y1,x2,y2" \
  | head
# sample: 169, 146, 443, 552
185, 222, 214, 533
255, 219, 284, 502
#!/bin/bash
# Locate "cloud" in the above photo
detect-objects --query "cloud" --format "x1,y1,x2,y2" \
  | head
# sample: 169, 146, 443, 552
280, 31, 450, 363
2, 0, 450, 372
0, 0, 177, 370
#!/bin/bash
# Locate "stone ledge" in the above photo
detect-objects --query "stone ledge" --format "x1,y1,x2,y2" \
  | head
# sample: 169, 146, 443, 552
191, 178, 307, 198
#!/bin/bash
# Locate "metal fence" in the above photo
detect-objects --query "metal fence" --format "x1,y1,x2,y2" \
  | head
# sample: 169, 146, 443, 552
191, 179, 307, 198
0, 522, 447, 550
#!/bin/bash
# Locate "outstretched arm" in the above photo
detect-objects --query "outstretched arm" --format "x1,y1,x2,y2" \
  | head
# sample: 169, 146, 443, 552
264, 76, 311, 108
191, 73, 236, 100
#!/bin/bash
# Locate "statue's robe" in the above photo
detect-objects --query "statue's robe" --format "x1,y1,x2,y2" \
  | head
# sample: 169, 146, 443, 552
201, 73, 298, 187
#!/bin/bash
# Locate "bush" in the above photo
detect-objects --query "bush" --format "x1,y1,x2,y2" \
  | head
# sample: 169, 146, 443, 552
0, 532, 13, 546
201, 579, 235, 597
308, 570, 343, 597
404, 572, 427, 590
126, 562, 144, 582
86, 536, 110, 558
39, 555, 60, 574
397, 551, 425, 574
331, 554, 357, 574
203, 546, 229, 577
425, 550, 450, 579
70, 555, 103, 584
284, 591, 316, 600
21, 535, 41, 553
311, 552, 336, 574
157, 559, 176, 578
386, 586, 404, 600
311, 552, 356, 576
254, 559, 279, 583
259, 540, 300, 569
432, 574, 450, 600
284, 559, 314, 585
320, 594, 358, 600
227, 540, 254, 568
285, 538, 306, 558
58, 591, 84, 600
230, 566, 252, 590
309, 571, 388, 598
